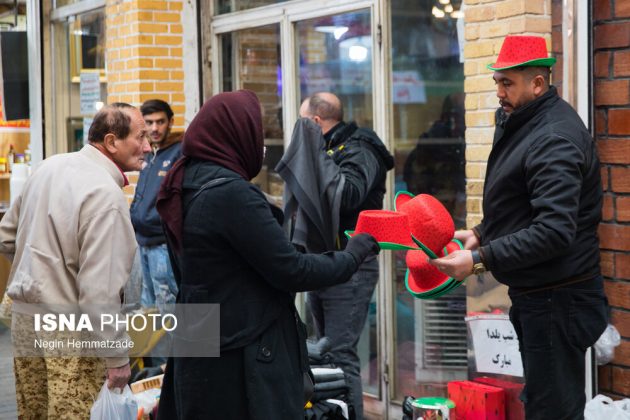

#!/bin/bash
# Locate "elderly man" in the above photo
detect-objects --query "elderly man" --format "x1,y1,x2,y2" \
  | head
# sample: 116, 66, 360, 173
429, 36, 608, 419
0, 103, 150, 418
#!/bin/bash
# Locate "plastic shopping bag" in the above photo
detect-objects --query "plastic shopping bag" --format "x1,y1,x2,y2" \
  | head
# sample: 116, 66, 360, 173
90, 380, 138, 420
584, 394, 630, 420
594, 324, 621, 365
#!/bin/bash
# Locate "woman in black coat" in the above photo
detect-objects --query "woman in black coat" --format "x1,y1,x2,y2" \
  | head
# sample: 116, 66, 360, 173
156, 90, 378, 419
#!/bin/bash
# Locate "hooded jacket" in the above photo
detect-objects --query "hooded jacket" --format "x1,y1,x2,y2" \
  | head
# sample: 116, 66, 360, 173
475, 87, 602, 293
324, 121, 395, 248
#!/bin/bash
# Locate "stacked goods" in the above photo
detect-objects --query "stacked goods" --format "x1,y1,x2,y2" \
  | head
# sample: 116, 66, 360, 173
306, 337, 350, 420
346, 192, 468, 300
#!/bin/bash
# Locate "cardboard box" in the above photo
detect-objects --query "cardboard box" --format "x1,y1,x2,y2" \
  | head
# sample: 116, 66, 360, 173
130, 374, 164, 394
447, 380, 505, 419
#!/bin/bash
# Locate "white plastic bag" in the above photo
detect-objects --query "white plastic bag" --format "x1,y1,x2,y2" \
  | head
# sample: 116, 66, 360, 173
594, 324, 621, 365
584, 394, 630, 420
133, 387, 161, 415
90, 380, 138, 420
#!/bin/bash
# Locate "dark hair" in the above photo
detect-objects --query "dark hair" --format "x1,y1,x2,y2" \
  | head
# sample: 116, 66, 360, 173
518, 66, 551, 86
88, 103, 135, 143
308, 93, 344, 122
141, 99, 174, 120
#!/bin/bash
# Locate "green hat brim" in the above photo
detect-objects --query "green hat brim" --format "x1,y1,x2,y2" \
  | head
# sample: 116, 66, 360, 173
411, 235, 439, 259
487, 57, 556, 71
344, 230, 419, 250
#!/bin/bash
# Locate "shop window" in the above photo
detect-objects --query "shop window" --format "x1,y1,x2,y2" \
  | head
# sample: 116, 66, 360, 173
215, 0, 290, 15
51, 8, 107, 153
390, 0, 467, 402
55, 0, 90, 7
297, 11, 373, 128
0, 4, 28, 208
220, 24, 284, 204
69, 11, 106, 83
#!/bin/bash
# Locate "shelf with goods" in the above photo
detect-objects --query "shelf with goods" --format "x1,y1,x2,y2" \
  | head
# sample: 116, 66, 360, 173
0, 133, 29, 292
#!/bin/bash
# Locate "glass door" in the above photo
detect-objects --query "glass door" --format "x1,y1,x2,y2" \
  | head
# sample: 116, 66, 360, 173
219, 24, 284, 204
389, 0, 468, 404
294, 8, 379, 397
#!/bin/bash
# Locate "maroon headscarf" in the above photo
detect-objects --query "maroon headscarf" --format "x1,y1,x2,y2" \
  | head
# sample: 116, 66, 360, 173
157, 90, 264, 252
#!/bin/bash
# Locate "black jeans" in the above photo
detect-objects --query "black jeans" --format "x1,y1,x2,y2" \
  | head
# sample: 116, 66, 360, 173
308, 257, 379, 420
509, 280, 608, 420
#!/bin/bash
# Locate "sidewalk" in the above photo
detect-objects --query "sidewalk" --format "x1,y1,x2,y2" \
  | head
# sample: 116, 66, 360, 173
0, 324, 17, 419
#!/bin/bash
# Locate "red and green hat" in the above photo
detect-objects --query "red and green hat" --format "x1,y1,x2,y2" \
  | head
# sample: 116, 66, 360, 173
394, 191, 455, 258
404, 239, 466, 299
487, 35, 556, 71
345, 209, 420, 250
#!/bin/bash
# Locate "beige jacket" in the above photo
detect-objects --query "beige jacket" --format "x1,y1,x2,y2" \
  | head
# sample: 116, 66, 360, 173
0, 145, 136, 367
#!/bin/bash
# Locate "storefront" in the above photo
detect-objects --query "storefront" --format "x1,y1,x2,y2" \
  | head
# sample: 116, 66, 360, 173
204, 0, 482, 417
199, 0, 620, 417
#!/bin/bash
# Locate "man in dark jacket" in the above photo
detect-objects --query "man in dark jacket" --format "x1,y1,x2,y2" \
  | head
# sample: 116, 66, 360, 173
429, 36, 608, 419
297, 92, 394, 419
130, 99, 181, 317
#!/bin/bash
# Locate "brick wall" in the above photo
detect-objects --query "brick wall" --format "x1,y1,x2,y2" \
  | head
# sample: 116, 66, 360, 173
463, 0, 552, 227
593, 0, 630, 399
105, 0, 186, 203
105, 0, 185, 129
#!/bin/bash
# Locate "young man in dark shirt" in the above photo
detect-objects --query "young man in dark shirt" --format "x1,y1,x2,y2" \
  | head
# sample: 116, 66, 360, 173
130, 99, 181, 321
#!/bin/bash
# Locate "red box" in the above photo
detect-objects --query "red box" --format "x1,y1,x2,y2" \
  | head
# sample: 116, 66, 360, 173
473, 377, 524, 420
447, 380, 505, 419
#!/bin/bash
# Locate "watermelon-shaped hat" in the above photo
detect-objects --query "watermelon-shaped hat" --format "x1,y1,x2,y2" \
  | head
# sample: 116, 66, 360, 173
394, 192, 455, 258
405, 249, 454, 298
404, 239, 466, 299
345, 209, 420, 250
487, 35, 556, 71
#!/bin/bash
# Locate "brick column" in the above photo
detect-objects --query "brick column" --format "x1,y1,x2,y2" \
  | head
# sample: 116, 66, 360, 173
463, 0, 552, 227
105, 0, 186, 202
593, 0, 630, 399
105, 0, 185, 130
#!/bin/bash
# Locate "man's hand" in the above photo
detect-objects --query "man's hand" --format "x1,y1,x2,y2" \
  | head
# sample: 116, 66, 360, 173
454, 230, 480, 250
428, 249, 473, 281
106, 363, 131, 390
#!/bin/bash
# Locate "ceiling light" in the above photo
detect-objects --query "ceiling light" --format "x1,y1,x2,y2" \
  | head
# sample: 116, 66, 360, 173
348, 45, 368, 61
432, 6, 445, 18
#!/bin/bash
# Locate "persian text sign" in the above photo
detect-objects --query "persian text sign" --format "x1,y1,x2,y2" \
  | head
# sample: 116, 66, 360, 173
466, 314, 523, 377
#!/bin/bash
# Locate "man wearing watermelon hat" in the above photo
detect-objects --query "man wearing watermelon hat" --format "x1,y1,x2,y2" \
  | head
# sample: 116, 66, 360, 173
429, 35, 608, 419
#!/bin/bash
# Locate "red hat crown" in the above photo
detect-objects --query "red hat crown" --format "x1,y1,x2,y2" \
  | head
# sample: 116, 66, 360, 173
405, 250, 450, 293
397, 194, 455, 256
349, 209, 417, 249
488, 35, 556, 70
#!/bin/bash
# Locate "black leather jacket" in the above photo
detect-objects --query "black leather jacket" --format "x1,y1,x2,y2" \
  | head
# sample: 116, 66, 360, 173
324, 122, 394, 248
476, 87, 602, 293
